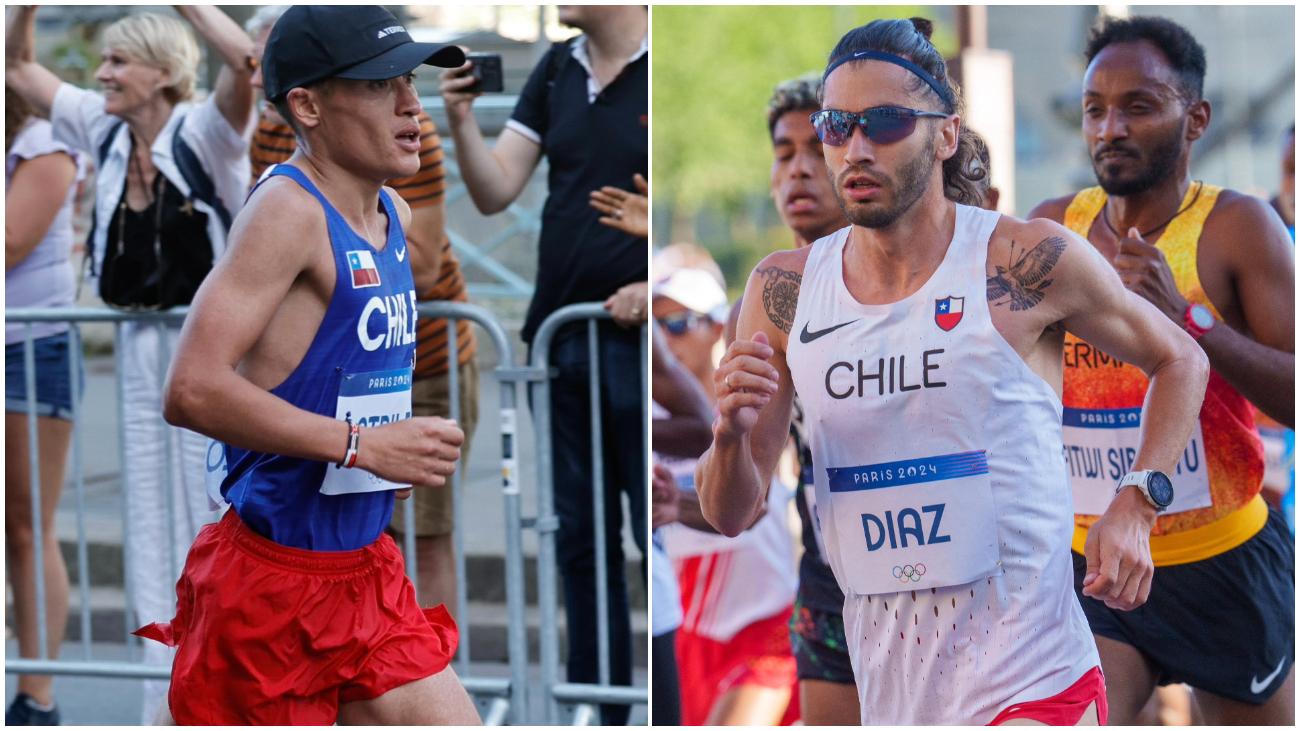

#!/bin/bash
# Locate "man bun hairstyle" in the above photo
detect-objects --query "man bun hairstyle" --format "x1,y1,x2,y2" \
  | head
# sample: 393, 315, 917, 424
1084, 15, 1207, 104
823, 17, 986, 207
767, 73, 822, 139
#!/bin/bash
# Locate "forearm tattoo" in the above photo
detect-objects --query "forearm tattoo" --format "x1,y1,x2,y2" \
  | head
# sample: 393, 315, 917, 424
986, 235, 1067, 312
756, 265, 801, 333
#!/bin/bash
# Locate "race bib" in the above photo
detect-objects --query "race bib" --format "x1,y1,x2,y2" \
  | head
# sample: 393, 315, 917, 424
204, 439, 228, 511
827, 450, 1001, 595
319, 366, 413, 496
1064, 407, 1211, 515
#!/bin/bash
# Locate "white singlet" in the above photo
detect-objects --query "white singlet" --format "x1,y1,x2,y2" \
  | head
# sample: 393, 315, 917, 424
785, 204, 1098, 725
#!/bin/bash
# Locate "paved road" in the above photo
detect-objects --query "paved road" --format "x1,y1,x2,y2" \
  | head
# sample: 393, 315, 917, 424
5, 640, 647, 725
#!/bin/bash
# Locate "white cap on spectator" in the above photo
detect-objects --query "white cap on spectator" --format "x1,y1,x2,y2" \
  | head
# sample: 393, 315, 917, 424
654, 268, 729, 322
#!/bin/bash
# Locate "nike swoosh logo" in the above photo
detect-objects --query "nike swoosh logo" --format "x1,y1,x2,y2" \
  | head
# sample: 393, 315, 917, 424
395, 247, 407, 262
1251, 656, 1287, 694
799, 319, 858, 344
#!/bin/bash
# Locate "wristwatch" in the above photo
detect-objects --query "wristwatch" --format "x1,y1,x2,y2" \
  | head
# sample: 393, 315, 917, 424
1116, 470, 1174, 513
1182, 303, 1215, 340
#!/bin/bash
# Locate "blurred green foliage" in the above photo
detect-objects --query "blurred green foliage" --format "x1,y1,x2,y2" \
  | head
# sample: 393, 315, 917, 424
651, 6, 955, 292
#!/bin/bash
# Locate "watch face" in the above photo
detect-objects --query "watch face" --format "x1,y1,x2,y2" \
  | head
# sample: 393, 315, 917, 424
1190, 304, 1215, 330
1147, 471, 1175, 507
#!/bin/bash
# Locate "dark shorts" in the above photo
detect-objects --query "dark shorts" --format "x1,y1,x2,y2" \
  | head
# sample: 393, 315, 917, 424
5, 331, 83, 420
135, 510, 458, 724
788, 593, 855, 684
1071, 507, 1295, 704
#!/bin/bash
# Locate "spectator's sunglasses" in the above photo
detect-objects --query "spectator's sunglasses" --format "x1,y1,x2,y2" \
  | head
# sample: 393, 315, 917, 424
656, 311, 707, 336
810, 106, 949, 147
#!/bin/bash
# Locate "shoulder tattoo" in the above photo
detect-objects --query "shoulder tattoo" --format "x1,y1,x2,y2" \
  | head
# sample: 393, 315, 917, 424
986, 235, 1067, 312
755, 265, 801, 333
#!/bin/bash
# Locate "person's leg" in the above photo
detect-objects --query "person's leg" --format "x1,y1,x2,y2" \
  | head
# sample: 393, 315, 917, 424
800, 680, 861, 726
1093, 634, 1159, 724
1194, 667, 1294, 725
120, 322, 179, 724
546, 329, 604, 696
996, 701, 1100, 726
336, 667, 481, 725
651, 631, 681, 725
597, 325, 643, 724
706, 684, 792, 726
4, 412, 73, 706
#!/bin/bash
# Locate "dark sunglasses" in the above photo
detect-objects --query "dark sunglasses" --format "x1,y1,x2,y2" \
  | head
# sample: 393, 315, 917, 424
656, 311, 708, 336
810, 106, 949, 147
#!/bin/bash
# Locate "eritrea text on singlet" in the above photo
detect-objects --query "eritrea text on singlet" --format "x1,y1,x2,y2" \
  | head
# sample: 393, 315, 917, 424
1062, 184, 1266, 566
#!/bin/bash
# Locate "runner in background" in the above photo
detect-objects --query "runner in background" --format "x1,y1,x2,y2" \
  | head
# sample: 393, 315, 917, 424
655, 246, 800, 726
1029, 15, 1295, 724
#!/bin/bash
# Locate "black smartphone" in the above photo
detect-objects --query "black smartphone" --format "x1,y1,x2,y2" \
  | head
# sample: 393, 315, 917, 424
467, 53, 504, 93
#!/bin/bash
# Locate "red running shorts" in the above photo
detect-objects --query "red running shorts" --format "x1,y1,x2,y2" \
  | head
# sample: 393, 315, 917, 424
675, 605, 800, 726
134, 509, 457, 725
988, 666, 1109, 726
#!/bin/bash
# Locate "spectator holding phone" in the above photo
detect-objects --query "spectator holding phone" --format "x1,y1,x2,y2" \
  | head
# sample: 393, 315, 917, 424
441, 6, 647, 724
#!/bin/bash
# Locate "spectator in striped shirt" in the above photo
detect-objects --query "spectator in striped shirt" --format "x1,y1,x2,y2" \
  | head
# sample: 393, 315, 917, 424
243, 6, 481, 619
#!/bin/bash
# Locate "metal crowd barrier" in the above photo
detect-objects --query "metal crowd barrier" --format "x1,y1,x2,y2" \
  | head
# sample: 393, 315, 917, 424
523, 303, 649, 724
3, 303, 526, 725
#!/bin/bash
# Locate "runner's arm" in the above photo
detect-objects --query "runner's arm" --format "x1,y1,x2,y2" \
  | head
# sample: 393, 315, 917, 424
4, 6, 62, 118
696, 254, 799, 536
1196, 195, 1295, 427
163, 182, 354, 463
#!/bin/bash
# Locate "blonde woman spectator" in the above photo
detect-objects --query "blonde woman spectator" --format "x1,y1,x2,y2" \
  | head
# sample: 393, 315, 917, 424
6, 6, 255, 722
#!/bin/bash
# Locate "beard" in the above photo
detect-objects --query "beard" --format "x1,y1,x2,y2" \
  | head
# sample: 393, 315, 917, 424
1094, 123, 1184, 197
834, 134, 936, 229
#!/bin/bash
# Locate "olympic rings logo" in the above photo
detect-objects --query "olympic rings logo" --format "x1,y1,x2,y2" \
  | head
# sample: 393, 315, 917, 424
892, 564, 927, 583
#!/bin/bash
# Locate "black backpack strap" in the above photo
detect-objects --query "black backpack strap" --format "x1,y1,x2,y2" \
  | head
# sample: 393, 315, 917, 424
171, 115, 232, 232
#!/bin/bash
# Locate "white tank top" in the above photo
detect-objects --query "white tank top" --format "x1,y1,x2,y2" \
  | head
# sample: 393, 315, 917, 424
786, 204, 1098, 724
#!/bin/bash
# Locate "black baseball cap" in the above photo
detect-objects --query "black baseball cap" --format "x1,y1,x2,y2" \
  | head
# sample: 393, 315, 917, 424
262, 6, 466, 103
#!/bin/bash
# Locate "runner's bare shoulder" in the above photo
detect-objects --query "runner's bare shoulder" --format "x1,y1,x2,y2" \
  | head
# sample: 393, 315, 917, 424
1024, 194, 1074, 225
225, 175, 330, 275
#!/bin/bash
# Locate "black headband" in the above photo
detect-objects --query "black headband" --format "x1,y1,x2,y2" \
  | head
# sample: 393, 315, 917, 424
823, 49, 955, 111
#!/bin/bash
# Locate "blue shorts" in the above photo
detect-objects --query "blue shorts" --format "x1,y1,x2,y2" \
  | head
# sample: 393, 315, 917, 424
5, 330, 83, 421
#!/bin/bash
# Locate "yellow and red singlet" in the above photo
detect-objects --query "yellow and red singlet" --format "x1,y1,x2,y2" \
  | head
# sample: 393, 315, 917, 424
1063, 184, 1266, 566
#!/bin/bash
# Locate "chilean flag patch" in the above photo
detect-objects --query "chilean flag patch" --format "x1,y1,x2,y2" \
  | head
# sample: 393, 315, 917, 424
348, 250, 381, 289
935, 296, 964, 331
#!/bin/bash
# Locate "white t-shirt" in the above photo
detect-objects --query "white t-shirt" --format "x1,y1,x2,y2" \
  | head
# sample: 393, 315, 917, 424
5, 118, 83, 344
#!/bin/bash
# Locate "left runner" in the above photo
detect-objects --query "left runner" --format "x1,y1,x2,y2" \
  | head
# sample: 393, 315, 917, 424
139, 6, 479, 724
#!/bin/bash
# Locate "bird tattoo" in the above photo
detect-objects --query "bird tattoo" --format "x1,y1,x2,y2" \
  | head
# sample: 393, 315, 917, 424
986, 236, 1067, 311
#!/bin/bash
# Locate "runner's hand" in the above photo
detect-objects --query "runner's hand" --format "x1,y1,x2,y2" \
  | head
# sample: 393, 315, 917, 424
651, 462, 679, 528
714, 331, 778, 440
439, 53, 480, 122
356, 417, 464, 489
1112, 227, 1187, 321
1081, 486, 1156, 610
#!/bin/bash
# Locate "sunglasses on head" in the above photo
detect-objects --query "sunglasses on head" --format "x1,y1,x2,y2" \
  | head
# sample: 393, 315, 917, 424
656, 311, 708, 336
810, 106, 949, 147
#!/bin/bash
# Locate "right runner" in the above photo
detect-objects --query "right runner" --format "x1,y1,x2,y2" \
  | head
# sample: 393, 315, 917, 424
1029, 15, 1295, 724
695, 17, 1209, 725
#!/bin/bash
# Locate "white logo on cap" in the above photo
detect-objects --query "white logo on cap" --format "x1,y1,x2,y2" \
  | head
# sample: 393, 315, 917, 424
377, 25, 406, 39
